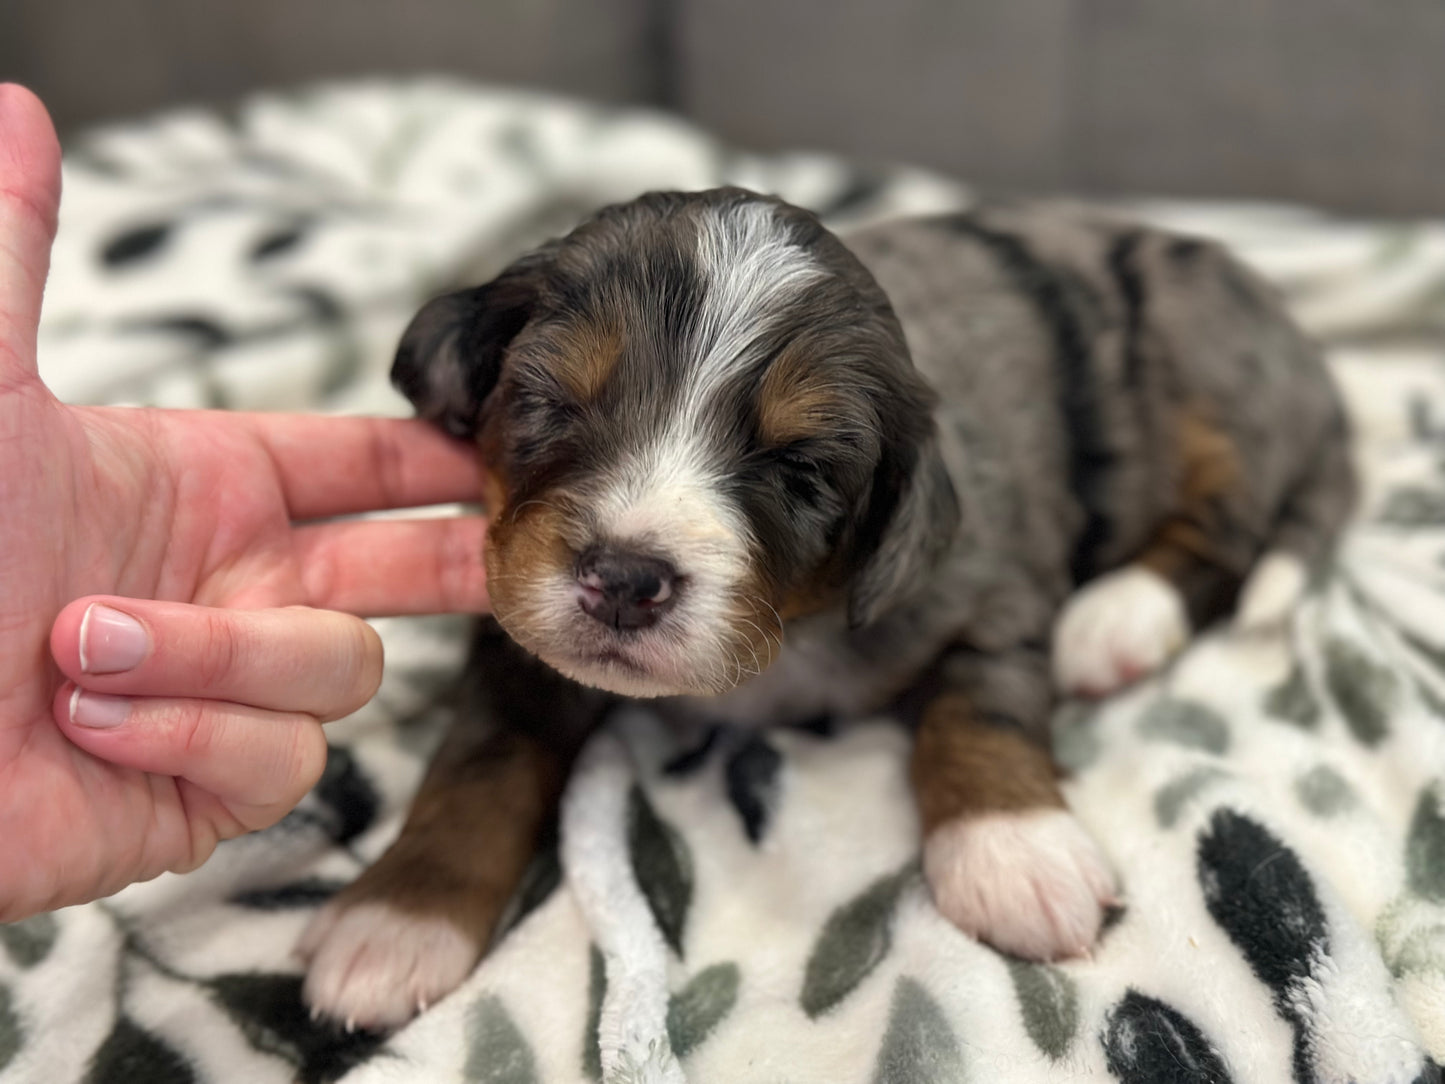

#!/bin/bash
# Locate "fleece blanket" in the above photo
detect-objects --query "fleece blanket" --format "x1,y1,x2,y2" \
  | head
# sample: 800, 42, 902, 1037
3, 80, 1445, 1084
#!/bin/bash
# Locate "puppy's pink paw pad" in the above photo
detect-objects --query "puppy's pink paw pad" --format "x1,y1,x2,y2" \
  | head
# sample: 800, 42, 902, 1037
297, 902, 480, 1031
924, 809, 1116, 961
1052, 565, 1188, 697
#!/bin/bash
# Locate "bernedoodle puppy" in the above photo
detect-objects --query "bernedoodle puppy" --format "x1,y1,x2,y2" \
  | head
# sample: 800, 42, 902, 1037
298, 188, 1356, 1029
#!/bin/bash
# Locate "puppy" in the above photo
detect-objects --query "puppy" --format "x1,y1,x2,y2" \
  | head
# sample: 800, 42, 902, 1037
299, 188, 1355, 1029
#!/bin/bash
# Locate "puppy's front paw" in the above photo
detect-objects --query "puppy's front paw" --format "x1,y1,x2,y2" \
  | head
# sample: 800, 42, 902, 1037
923, 809, 1116, 961
1052, 565, 1188, 697
297, 901, 482, 1031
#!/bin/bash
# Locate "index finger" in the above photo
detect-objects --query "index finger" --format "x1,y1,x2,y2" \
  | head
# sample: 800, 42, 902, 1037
243, 413, 485, 520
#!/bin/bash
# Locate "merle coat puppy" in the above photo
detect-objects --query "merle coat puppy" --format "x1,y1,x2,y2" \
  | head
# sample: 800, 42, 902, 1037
299, 189, 1355, 1029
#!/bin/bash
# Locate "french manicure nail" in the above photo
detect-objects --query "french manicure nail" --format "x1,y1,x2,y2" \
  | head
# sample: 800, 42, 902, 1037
69, 688, 132, 729
80, 604, 149, 674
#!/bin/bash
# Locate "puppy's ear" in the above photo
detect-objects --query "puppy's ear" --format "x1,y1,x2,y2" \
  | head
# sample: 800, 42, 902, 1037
847, 427, 960, 629
391, 256, 548, 438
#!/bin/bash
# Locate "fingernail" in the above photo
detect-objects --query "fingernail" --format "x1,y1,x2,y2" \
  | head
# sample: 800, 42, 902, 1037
80, 604, 149, 674
69, 688, 132, 729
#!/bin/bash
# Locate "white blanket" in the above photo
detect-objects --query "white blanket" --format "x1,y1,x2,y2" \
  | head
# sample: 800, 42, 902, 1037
3, 80, 1444, 1084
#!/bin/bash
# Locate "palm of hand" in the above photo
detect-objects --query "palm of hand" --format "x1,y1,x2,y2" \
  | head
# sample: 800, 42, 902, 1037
2, 392, 322, 913
0, 84, 487, 920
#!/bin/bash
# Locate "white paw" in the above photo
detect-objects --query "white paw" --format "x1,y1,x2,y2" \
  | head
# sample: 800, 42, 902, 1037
1234, 551, 1307, 631
1052, 565, 1188, 697
924, 809, 1117, 961
297, 902, 481, 1031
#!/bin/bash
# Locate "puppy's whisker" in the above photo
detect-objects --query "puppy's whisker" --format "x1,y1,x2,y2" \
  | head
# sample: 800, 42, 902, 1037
746, 594, 786, 648
734, 617, 770, 674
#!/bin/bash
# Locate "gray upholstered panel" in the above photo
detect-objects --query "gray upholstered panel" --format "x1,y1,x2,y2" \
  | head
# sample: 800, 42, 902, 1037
675, 0, 1080, 193
0, 0, 657, 135
4, 0, 1444, 213
1075, 0, 1445, 214
676, 0, 1445, 216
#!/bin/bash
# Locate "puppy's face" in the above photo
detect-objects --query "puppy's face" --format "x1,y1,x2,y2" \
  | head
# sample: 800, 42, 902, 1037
394, 189, 943, 698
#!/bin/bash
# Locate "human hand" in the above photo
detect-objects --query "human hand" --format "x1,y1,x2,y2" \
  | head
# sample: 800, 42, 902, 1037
0, 84, 489, 920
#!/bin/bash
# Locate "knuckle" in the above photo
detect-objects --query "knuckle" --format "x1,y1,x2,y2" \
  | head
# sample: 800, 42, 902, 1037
439, 518, 485, 611
194, 611, 243, 692
368, 418, 410, 507
264, 716, 329, 813
168, 698, 216, 763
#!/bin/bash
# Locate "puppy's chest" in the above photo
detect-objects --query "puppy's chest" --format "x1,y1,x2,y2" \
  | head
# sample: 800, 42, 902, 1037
661, 611, 944, 728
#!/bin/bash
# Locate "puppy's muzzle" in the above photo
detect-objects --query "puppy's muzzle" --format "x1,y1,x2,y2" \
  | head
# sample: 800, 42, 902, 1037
574, 544, 678, 631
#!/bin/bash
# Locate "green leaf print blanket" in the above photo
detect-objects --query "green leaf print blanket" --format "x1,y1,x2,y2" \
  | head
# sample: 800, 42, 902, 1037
3, 81, 1444, 1084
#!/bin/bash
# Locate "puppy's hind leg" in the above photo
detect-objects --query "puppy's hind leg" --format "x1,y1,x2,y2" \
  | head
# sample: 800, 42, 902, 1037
1237, 418, 1356, 630
1054, 409, 1248, 697
299, 620, 602, 1031
915, 647, 1117, 961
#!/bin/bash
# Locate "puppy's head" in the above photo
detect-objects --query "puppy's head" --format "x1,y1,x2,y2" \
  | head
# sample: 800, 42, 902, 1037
394, 188, 955, 697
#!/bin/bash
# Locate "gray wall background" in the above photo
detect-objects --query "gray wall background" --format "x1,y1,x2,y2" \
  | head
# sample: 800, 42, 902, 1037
3, 0, 1442, 216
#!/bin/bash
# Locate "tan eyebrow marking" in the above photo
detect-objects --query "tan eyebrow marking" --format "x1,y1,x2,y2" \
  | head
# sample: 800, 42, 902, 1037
550, 320, 624, 402
756, 342, 842, 445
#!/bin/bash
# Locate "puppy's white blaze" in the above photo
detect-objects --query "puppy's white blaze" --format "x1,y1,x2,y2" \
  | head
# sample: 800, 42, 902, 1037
515, 436, 756, 697
685, 202, 825, 420
593, 434, 752, 586
299, 902, 479, 1030
924, 809, 1117, 962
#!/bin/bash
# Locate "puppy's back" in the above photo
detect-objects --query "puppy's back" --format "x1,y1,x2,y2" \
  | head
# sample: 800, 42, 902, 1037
843, 203, 1354, 591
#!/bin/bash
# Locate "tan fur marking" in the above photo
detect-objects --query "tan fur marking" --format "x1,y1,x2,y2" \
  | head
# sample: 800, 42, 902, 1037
1139, 406, 1242, 579
321, 729, 562, 946
550, 323, 623, 402
756, 343, 841, 445
485, 500, 576, 640
477, 465, 507, 517
911, 693, 1064, 835
778, 580, 836, 621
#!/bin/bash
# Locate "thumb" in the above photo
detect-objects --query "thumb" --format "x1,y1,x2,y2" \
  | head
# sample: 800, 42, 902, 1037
0, 83, 61, 377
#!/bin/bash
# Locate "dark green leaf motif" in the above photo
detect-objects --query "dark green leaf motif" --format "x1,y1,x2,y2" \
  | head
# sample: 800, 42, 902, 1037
628, 787, 694, 957
800, 867, 913, 1018
102, 222, 173, 267
0, 985, 21, 1075
582, 946, 605, 1082
1378, 486, 1445, 527
1154, 768, 1230, 829
229, 879, 346, 910
1051, 702, 1103, 772
1137, 699, 1230, 754
725, 735, 783, 844
1407, 781, 1445, 903
1264, 666, 1321, 729
871, 977, 963, 1084
86, 1016, 196, 1084
1295, 765, 1360, 818
0, 913, 58, 968
1103, 990, 1233, 1084
1323, 638, 1396, 747
495, 834, 562, 942
311, 745, 382, 844
667, 963, 740, 1059
1007, 960, 1079, 1058
465, 996, 538, 1084
207, 972, 386, 1084
1379, 906, 1445, 979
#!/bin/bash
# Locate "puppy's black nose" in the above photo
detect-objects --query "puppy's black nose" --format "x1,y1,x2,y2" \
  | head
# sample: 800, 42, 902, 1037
575, 545, 677, 631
